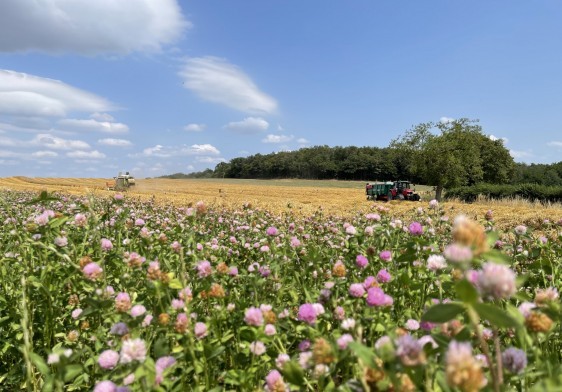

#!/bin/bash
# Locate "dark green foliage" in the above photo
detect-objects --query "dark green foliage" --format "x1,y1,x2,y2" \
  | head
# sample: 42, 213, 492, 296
212, 145, 405, 181
159, 169, 215, 179
512, 162, 562, 186
445, 183, 562, 203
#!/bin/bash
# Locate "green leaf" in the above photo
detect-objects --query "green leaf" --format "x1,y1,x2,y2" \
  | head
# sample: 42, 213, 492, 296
153, 335, 169, 358
238, 327, 255, 342
348, 341, 376, 368
481, 250, 511, 264
282, 361, 305, 386
64, 364, 83, 382
455, 279, 479, 304
207, 346, 225, 360
472, 303, 519, 328
29, 352, 50, 376
421, 303, 465, 323
49, 217, 68, 228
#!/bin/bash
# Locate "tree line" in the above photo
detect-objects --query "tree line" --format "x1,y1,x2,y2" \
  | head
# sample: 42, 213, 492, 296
160, 118, 561, 198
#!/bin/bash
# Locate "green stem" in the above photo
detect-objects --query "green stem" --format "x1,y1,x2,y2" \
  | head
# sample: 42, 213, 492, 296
467, 306, 498, 392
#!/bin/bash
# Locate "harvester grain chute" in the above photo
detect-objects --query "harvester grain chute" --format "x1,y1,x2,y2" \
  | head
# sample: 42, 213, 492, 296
106, 171, 135, 191
366, 180, 420, 201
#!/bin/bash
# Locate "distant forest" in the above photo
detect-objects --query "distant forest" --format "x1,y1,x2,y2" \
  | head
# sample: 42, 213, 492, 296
158, 145, 562, 186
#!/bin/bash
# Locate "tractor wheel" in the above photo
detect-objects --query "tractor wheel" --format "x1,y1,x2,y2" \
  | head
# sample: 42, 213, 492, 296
413, 194, 421, 201
387, 191, 393, 201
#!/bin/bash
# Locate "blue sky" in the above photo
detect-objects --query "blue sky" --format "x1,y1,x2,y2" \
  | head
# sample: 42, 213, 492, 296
1, 1, 561, 178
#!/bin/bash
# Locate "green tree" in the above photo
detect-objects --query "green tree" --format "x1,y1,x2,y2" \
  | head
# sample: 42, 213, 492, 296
391, 118, 514, 200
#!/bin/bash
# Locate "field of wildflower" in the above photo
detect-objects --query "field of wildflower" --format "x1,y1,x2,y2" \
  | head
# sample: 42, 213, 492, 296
1, 179, 562, 391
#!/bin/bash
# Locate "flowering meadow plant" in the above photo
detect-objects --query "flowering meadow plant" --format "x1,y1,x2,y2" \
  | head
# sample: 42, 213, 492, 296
1, 190, 562, 390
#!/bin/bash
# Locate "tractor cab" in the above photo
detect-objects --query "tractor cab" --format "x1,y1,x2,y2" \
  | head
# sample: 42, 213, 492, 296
391, 181, 420, 201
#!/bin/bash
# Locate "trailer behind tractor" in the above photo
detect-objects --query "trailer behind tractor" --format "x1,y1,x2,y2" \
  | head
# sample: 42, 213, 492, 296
366, 180, 421, 201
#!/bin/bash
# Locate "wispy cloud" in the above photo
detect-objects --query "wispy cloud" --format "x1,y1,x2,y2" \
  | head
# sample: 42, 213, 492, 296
180, 57, 278, 114
184, 123, 206, 132
180, 144, 220, 155
510, 149, 533, 159
195, 156, 227, 164
547, 141, 562, 148
0, 0, 189, 54
98, 138, 132, 147
66, 150, 106, 159
224, 117, 269, 134
59, 118, 129, 134
32, 134, 90, 150
131, 143, 221, 158
262, 134, 294, 144
31, 151, 58, 158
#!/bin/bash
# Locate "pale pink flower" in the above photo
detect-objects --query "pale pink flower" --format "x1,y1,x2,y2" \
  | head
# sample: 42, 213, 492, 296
120, 338, 147, 364
93, 380, 117, 392
337, 334, 354, 349
98, 350, 119, 369
276, 353, 290, 369
130, 305, 146, 318
264, 324, 277, 336
100, 238, 113, 251
194, 322, 208, 339
244, 307, 264, 326
427, 255, 447, 271
115, 292, 131, 312
477, 262, 517, 300
249, 341, 266, 355
82, 262, 103, 281
141, 314, 153, 327
196, 260, 212, 278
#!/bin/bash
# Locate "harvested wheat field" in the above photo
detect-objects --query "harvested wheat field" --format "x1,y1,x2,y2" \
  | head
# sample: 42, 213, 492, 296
1, 176, 561, 230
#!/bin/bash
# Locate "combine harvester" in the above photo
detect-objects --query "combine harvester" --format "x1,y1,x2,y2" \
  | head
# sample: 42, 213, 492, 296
366, 180, 421, 201
106, 171, 136, 191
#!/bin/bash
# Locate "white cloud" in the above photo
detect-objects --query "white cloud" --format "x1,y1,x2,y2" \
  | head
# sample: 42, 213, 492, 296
225, 117, 269, 134
91, 112, 115, 122
59, 118, 129, 133
510, 150, 533, 159
181, 144, 220, 155
184, 123, 206, 132
98, 138, 132, 147
0, 0, 188, 54
32, 151, 58, 158
439, 116, 455, 124
132, 143, 220, 158
489, 134, 509, 143
32, 133, 90, 150
0, 70, 114, 117
66, 150, 106, 159
547, 141, 562, 148
180, 57, 277, 114
262, 134, 294, 144
195, 156, 227, 164
140, 145, 170, 158
297, 138, 309, 144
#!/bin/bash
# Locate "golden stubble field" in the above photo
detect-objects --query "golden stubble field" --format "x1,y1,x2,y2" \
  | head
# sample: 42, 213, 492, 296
1, 176, 561, 230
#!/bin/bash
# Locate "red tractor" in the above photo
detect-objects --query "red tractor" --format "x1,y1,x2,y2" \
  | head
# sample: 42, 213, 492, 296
388, 180, 421, 201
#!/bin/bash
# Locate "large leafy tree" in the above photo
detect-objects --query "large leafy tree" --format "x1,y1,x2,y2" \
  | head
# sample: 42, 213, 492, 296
391, 118, 514, 200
